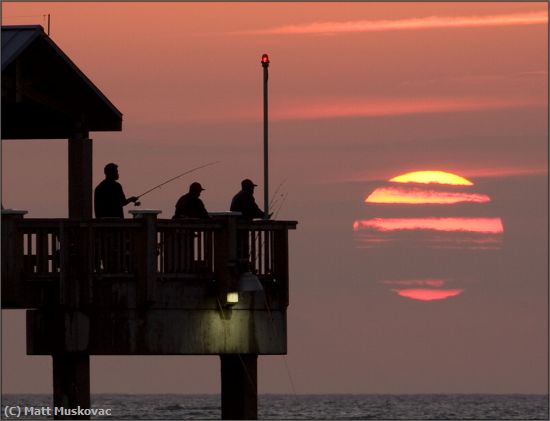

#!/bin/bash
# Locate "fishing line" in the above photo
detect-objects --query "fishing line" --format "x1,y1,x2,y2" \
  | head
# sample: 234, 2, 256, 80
135, 161, 221, 201
262, 294, 298, 397
242, 188, 298, 396
272, 192, 288, 220
237, 353, 257, 391
247, 183, 289, 263
269, 179, 287, 210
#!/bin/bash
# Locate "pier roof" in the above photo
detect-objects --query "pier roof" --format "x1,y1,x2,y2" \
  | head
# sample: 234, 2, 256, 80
1, 25, 122, 139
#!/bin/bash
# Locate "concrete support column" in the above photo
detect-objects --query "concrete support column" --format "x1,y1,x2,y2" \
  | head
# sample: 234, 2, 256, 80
52, 353, 90, 419
68, 132, 92, 219
58, 129, 92, 419
220, 354, 258, 420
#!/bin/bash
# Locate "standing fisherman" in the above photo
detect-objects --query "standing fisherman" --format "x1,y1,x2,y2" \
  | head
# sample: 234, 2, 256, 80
173, 182, 210, 219
230, 179, 267, 220
94, 163, 138, 218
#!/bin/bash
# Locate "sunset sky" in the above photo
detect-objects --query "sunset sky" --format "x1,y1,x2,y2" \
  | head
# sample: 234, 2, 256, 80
2, 2, 548, 395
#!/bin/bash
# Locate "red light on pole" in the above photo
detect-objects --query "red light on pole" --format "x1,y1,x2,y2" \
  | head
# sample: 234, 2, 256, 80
261, 53, 270, 66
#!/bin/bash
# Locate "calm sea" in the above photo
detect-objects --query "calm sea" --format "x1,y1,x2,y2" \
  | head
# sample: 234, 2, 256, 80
1, 394, 548, 420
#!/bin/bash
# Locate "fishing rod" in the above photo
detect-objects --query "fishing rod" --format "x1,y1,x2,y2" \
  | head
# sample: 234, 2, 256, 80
268, 179, 287, 211
270, 179, 287, 205
134, 161, 221, 202
272, 192, 288, 219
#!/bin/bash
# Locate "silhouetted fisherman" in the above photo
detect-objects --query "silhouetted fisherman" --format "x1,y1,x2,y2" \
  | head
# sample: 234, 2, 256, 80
94, 163, 138, 218
173, 182, 210, 219
230, 179, 266, 220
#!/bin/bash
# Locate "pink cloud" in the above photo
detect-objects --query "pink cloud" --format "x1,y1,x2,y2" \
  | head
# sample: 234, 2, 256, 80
343, 166, 547, 184
140, 95, 544, 124
251, 11, 547, 35
463, 167, 549, 178
381, 279, 446, 287
271, 96, 544, 121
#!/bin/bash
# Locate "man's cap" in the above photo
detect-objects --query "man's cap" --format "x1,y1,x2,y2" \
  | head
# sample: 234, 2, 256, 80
241, 179, 257, 189
104, 163, 118, 173
190, 182, 205, 191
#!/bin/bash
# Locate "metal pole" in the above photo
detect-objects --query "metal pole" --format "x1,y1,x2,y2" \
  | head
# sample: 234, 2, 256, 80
262, 54, 270, 219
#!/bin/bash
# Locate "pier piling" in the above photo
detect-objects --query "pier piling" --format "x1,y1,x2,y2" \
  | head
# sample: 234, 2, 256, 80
221, 354, 258, 419
52, 353, 90, 420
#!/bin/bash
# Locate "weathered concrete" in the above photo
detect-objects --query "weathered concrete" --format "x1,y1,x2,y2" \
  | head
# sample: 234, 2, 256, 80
27, 308, 286, 355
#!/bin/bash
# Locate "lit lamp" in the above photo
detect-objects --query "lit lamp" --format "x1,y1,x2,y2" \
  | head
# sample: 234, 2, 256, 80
226, 292, 239, 305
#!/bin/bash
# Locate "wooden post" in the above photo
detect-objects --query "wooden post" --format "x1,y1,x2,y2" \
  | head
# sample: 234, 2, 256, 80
1, 210, 27, 308
213, 214, 239, 306
130, 210, 161, 307
220, 354, 258, 420
68, 131, 92, 219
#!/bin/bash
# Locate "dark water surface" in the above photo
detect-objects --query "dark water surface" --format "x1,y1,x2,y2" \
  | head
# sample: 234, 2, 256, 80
2, 394, 548, 419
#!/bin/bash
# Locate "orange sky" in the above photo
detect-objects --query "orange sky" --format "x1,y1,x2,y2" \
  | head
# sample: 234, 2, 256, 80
1, 2, 548, 398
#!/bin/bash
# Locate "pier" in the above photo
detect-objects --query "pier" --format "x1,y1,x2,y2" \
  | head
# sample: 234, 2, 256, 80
2, 25, 296, 419
2, 211, 296, 418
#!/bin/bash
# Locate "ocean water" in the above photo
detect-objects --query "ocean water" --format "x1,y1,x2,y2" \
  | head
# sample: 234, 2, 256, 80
1, 394, 548, 420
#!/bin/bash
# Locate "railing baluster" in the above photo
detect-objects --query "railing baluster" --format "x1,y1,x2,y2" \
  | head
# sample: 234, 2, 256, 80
206, 230, 213, 271
186, 229, 192, 272
26, 232, 34, 273
260, 230, 264, 274
250, 230, 256, 272
48, 232, 53, 273
37, 230, 46, 273
198, 231, 203, 262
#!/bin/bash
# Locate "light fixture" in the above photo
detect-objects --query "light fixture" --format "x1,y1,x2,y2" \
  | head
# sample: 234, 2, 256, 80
226, 292, 239, 305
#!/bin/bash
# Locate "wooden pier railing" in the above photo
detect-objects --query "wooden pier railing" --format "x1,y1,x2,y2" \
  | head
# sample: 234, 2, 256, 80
2, 211, 296, 310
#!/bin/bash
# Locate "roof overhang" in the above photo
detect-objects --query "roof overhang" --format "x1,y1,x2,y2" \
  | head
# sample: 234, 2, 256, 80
1, 25, 123, 139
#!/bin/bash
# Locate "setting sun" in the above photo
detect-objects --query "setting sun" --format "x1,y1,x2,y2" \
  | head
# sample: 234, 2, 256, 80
353, 217, 504, 234
389, 171, 474, 185
365, 186, 490, 204
392, 288, 465, 301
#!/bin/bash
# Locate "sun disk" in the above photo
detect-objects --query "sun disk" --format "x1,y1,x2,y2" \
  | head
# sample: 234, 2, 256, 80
390, 171, 473, 186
